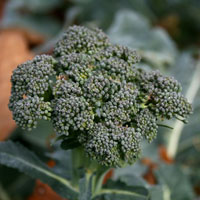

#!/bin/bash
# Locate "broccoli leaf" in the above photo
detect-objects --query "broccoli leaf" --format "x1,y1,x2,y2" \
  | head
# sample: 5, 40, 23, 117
46, 147, 73, 180
154, 164, 195, 200
148, 185, 164, 200
21, 120, 54, 149
1, 1, 62, 38
75, 0, 155, 29
167, 52, 200, 160
93, 180, 149, 200
113, 161, 148, 188
93, 188, 149, 200
114, 161, 147, 178
61, 137, 81, 150
113, 161, 164, 200
108, 10, 177, 70
8, 0, 64, 13
0, 141, 78, 199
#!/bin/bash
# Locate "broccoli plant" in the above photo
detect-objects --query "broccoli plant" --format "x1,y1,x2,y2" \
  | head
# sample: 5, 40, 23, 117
1, 26, 192, 199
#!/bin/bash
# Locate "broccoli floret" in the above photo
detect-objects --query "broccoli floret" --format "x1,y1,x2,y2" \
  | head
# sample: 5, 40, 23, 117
9, 25, 192, 167
54, 25, 110, 56
138, 70, 192, 119
99, 84, 139, 124
9, 55, 57, 109
9, 55, 56, 129
135, 108, 158, 142
82, 124, 141, 166
58, 53, 96, 84
52, 96, 94, 135
11, 96, 52, 130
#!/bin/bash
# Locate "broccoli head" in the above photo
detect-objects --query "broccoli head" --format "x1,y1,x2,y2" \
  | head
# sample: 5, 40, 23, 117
9, 25, 192, 167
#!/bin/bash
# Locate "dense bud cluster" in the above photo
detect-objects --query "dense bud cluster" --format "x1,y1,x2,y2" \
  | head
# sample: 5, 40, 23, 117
135, 109, 158, 142
138, 70, 192, 120
83, 124, 141, 166
10, 55, 56, 99
52, 96, 94, 135
99, 84, 139, 124
9, 55, 56, 130
9, 25, 192, 167
11, 96, 52, 131
54, 26, 110, 56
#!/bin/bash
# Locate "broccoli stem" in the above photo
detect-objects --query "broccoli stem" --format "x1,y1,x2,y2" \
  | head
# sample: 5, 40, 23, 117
71, 146, 112, 195
71, 146, 106, 183
92, 167, 111, 196
71, 147, 86, 186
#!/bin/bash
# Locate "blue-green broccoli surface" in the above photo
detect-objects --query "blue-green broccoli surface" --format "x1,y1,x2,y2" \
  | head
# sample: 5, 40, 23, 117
9, 25, 192, 167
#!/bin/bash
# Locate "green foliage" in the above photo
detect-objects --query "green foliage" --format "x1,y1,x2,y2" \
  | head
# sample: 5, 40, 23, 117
0, 141, 159, 200
9, 0, 64, 13
46, 146, 74, 181
1, 139, 196, 199
95, 180, 149, 200
155, 164, 195, 200
1, 0, 63, 38
20, 120, 54, 148
148, 186, 163, 200
147, 0, 200, 45
167, 51, 200, 174
75, 0, 200, 46
61, 136, 81, 150
0, 141, 78, 200
74, 0, 155, 29
107, 10, 177, 69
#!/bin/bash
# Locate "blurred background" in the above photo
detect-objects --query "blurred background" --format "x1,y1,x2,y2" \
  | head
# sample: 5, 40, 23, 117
0, 0, 200, 199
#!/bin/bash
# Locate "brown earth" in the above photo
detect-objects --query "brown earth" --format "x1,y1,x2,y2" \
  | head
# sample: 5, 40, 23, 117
0, 29, 34, 141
